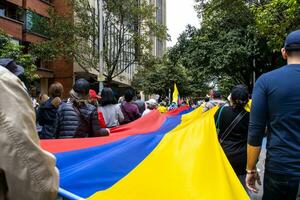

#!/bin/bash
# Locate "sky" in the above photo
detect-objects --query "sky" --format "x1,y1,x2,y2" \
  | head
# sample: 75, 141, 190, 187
166, 0, 200, 47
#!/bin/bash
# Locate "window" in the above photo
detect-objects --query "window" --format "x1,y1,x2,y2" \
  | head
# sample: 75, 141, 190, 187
0, 5, 5, 17
0, 3, 22, 21
25, 10, 48, 36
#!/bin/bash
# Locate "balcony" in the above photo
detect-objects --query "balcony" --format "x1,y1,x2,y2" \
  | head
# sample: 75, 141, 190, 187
23, 10, 48, 43
23, 31, 47, 43
0, 16, 23, 40
24, 0, 53, 17
5, 0, 22, 7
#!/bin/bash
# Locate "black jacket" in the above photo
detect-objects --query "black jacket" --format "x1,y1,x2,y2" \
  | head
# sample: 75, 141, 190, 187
214, 106, 250, 175
54, 102, 109, 139
37, 98, 58, 139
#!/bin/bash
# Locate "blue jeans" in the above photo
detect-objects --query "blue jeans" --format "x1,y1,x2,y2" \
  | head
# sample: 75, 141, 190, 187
263, 171, 300, 200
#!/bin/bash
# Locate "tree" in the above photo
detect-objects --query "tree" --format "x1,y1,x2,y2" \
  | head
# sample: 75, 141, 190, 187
0, 30, 38, 84
31, 0, 167, 85
252, 0, 300, 52
132, 55, 193, 97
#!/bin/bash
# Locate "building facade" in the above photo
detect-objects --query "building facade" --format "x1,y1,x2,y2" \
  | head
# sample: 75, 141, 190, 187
0, 0, 73, 97
150, 0, 167, 58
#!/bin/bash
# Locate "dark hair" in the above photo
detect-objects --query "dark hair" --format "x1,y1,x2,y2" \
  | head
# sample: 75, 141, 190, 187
213, 90, 221, 99
204, 97, 210, 102
100, 87, 117, 106
49, 82, 63, 97
124, 89, 135, 102
231, 85, 249, 108
136, 93, 141, 100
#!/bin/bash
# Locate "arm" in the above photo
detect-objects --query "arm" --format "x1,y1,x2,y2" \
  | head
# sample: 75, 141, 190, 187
91, 108, 109, 137
134, 106, 141, 119
0, 70, 58, 200
246, 76, 268, 192
117, 105, 124, 123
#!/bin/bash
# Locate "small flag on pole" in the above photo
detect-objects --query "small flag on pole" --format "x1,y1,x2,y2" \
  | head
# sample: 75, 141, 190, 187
172, 83, 180, 104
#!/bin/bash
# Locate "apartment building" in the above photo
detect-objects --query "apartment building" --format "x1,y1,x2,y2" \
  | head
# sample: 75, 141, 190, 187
0, 0, 73, 97
150, 0, 167, 57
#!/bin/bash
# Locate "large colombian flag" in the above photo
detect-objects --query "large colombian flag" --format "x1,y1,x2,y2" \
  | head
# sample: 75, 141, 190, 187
41, 106, 249, 200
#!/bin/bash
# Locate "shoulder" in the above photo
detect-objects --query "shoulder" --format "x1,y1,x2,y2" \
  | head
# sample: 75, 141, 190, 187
82, 103, 97, 114
257, 66, 287, 83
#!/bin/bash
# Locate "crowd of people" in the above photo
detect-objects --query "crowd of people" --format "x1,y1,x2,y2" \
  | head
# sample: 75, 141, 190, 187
34, 78, 181, 140
0, 29, 300, 200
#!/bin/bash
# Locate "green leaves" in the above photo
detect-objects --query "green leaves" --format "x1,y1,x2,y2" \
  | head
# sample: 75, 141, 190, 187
0, 30, 38, 82
166, 0, 300, 94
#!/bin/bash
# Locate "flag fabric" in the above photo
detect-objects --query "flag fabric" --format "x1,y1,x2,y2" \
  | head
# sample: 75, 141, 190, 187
41, 107, 249, 200
172, 83, 180, 104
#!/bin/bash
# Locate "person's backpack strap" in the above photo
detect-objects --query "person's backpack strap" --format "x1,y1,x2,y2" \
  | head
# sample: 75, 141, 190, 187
216, 106, 225, 135
219, 110, 247, 144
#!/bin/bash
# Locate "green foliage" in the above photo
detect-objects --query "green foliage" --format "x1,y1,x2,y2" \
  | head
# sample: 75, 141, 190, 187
0, 30, 38, 82
132, 55, 192, 97
252, 0, 300, 51
30, 0, 98, 70
167, 0, 300, 94
31, 0, 167, 83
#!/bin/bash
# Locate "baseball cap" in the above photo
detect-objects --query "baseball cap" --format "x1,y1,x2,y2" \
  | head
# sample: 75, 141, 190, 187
284, 30, 300, 52
70, 78, 90, 100
146, 99, 157, 105
89, 89, 101, 99
0, 58, 24, 76
231, 85, 249, 104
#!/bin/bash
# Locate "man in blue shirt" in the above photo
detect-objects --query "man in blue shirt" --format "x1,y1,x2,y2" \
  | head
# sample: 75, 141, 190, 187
246, 30, 300, 200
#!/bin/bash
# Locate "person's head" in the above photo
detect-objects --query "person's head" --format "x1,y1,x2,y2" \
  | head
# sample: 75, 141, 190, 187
0, 58, 24, 77
38, 93, 49, 104
204, 96, 210, 102
100, 87, 117, 106
230, 85, 249, 109
160, 101, 166, 106
124, 89, 135, 102
49, 82, 64, 98
136, 93, 141, 100
212, 90, 222, 100
146, 99, 157, 110
70, 78, 90, 101
89, 89, 100, 106
282, 30, 300, 63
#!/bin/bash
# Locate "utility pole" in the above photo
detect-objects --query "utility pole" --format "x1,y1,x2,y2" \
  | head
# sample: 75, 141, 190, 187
97, 0, 105, 93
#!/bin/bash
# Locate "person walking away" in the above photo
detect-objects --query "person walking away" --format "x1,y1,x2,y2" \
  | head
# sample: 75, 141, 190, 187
158, 101, 168, 113
36, 93, 49, 134
89, 89, 100, 107
99, 87, 124, 128
143, 99, 158, 116
37, 82, 63, 139
54, 79, 109, 138
89, 89, 106, 128
203, 91, 226, 112
134, 93, 146, 114
214, 85, 250, 192
0, 59, 58, 199
247, 29, 300, 200
121, 89, 141, 124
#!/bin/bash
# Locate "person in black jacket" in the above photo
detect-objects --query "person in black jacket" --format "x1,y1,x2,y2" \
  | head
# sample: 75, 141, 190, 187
214, 85, 250, 192
37, 82, 63, 139
54, 79, 109, 139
